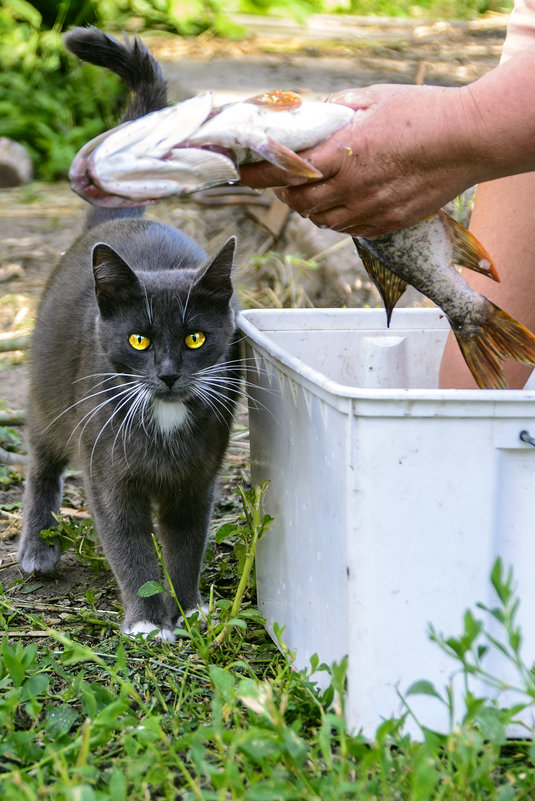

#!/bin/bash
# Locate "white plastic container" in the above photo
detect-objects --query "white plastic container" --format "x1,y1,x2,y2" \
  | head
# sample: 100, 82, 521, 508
239, 307, 535, 737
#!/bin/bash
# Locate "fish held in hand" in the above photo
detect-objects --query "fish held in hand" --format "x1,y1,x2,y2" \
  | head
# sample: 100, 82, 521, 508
68, 88, 354, 205
354, 211, 535, 389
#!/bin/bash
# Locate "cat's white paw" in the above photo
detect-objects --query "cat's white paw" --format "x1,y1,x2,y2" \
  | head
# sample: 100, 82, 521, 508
18, 540, 60, 575
123, 620, 176, 642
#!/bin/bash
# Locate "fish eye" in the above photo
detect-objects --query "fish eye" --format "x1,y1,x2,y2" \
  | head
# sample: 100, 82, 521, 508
184, 332, 206, 350
129, 333, 151, 351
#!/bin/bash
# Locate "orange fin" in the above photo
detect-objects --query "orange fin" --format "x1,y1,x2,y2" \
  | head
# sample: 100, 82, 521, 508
452, 303, 535, 389
246, 90, 303, 110
254, 137, 322, 178
354, 238, 408, 325
439, 210, 499, 281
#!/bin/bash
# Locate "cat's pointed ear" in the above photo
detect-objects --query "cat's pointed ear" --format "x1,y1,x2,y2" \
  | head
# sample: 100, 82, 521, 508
197, 237, 235, 302
92, 243, 141, 317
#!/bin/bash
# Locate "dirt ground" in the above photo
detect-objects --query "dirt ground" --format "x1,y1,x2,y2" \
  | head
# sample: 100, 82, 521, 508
0, 16, 507, 614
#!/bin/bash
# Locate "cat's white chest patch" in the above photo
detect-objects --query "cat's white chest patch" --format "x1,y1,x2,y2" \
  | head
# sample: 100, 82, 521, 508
151, 399, 189, 433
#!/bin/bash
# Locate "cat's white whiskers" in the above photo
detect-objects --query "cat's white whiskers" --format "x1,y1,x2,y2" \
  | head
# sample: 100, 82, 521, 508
74, 371, 142, 385
181, 274, 195, 324
197, 366, 275, 418
89, 385, 147, 475
114, 385, 151, 465
191, 376, 237, 423
43, 380, 141, 435
191, 385, 228, 425
69, 382, 141, 440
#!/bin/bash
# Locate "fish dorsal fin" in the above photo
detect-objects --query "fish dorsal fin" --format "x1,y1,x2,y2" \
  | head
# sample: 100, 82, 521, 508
353, 238, 408, 326
439, 210, 499, 281
246, 90, 304, 110
252, 137, 322, 179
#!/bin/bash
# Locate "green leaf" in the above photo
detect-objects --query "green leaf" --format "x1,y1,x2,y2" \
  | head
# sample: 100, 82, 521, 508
137, 581, 166, 598
405, 680, 444, 701
20, 673, 49, 701
209, 666, 236, 702
108, 768, 127, 801
2, 642, 26, 688
237, 729, 280, 764
45, 704, 79, 735
410, 749, 439, 801
215, 522, 239, 543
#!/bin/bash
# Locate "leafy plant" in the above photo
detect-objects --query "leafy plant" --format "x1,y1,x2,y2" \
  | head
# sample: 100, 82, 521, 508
136, 481, 273, 656
39, 513, 107, 571
1, 517, 535, 799
0, 1, 125, 180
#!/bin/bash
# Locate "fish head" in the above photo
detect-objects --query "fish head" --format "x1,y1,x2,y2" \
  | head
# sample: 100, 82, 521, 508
69, 93, 216, 206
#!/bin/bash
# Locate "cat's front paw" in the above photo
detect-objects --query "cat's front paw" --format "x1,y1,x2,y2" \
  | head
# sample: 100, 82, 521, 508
18, 538, 60, 575
122, 620, 176, 642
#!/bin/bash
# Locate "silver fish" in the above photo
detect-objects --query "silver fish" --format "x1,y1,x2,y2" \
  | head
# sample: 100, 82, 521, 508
69, 89, 354, 206
354, 212, 535, 389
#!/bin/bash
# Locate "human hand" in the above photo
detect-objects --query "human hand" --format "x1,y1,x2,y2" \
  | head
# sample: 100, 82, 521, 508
239, 83, 479, 237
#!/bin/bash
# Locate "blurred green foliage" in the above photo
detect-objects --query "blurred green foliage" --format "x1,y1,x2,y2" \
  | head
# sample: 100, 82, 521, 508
0, 1, 125, 181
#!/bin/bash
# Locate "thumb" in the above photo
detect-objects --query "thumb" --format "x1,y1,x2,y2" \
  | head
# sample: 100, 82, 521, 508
326, 87, 377, 110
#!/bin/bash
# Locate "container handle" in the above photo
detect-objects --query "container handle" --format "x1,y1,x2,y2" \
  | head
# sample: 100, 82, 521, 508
519, 430, 535, 446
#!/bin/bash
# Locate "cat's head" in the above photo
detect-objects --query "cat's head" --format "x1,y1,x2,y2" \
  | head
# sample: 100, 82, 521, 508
91, 235, 238, 431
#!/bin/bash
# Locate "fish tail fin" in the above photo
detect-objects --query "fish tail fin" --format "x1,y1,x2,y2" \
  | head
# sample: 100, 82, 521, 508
439, 210, 499, 281
353, 238, 408, 325
64, 27, 167, 226
453, 303, 535, 389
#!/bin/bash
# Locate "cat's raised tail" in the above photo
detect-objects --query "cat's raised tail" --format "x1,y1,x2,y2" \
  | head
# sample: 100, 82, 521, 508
64, 27, 168, 224
64, 26, 168, 121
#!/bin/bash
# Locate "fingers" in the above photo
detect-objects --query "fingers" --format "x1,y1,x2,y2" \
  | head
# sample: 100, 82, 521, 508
239, 160, 318, 190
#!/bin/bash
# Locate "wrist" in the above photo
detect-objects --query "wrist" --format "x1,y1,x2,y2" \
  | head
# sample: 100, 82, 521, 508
453, 48, 535, 182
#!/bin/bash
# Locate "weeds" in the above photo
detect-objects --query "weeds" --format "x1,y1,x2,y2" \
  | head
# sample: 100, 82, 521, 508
0, 482, 534, 798
39, 514, 108, 573
241, 251, 319, 309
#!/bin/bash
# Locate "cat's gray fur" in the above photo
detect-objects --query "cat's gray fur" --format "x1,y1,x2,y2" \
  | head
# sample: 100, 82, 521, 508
18, 28, 241, 639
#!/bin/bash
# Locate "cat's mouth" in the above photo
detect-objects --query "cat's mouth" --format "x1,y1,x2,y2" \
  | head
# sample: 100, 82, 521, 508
152, 382, 190, 403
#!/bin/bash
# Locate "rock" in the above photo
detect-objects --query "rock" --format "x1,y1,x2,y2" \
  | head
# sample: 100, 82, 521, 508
0, 138, 33, 187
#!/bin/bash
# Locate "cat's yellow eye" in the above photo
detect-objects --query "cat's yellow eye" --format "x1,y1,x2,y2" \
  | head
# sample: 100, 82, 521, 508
129, 333, 151, 351
184, 332, 206, 350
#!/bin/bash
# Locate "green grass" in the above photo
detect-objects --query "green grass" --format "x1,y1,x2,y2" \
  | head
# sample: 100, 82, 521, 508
330, 0, 513, 19
1, 482, 535, 798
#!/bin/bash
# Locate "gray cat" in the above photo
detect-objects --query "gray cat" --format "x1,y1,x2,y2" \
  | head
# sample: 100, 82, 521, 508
18, 28, 241, 640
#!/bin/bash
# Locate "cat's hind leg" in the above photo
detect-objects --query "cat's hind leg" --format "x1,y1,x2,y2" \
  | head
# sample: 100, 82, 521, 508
18, 450, 66, 574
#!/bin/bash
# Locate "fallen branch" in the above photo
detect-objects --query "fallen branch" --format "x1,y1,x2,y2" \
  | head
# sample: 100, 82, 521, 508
0, 335, 29, 352
0, 445, 27, 465
0, 410, 26, 426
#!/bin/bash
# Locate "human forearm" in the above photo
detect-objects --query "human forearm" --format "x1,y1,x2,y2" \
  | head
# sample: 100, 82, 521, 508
456, 45, 535, 182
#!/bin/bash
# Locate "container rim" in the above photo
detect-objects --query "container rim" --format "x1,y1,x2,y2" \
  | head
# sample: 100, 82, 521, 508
238, 308, 535, 407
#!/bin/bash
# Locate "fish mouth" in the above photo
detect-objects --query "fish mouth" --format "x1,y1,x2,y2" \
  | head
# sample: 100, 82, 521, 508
68, 132, 155, 208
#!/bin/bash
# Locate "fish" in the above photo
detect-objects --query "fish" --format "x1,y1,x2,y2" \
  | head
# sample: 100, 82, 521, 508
66, 27, 535, 389
68, 88, 354, 207
353, 213, 535, 389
